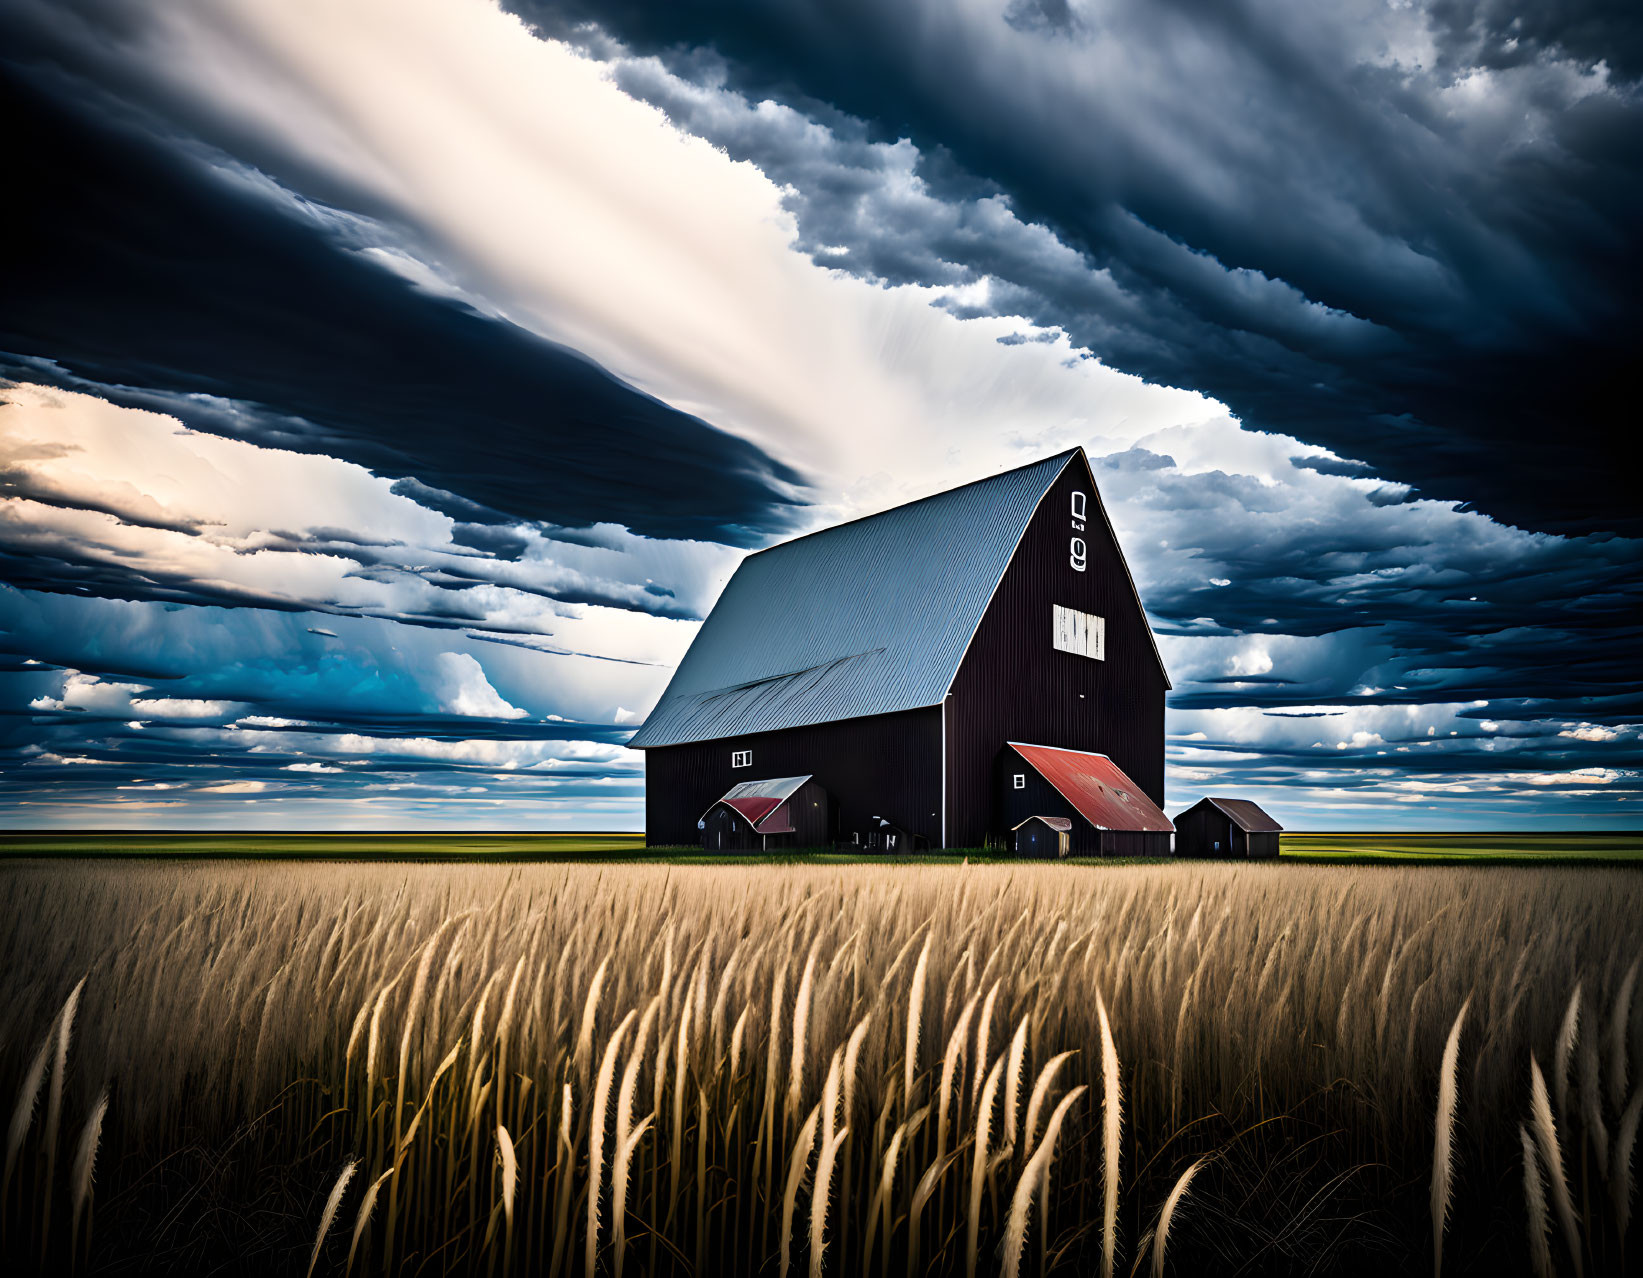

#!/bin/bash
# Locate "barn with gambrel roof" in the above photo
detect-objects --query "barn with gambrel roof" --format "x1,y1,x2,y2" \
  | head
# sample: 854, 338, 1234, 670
629, 448, 1171, 850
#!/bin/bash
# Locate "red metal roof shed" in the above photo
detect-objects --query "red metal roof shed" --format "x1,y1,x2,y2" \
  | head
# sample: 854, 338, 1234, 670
1007, 743, 1173, 832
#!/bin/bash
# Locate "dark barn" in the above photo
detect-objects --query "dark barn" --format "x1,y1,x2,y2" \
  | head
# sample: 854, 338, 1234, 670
997, 742, 1174, 857
630, 448, 1171, 851
1174, 797, 1283, 858
701, 775, 833, 851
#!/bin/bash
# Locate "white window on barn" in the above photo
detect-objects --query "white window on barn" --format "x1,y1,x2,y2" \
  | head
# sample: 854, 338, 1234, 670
1052, 604, 1105, 660
1013, 773, 1025, 790
731, 749, 751, 768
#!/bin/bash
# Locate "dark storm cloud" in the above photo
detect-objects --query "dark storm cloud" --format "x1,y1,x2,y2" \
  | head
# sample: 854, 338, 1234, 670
524, 0, 1642, 535
1426, 0, 1643, 77
1081, 443, 1643, 730
0, 71, 803, 550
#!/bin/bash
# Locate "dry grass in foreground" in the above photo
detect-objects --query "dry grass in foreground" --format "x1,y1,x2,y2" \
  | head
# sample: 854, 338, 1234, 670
0, 861, 1638, 1276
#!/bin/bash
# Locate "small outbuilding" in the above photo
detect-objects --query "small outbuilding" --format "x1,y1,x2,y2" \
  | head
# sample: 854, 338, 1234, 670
1173, 797, 1283, 859
1012, 815, 1072, 858
997, 742, 1173, 856
700, 775, 833, 851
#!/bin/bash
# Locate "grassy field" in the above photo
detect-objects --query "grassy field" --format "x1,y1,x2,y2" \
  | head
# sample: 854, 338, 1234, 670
1, 858, 1638, 1276
1279, 831, 1643, 863
3, 830, 1640, 863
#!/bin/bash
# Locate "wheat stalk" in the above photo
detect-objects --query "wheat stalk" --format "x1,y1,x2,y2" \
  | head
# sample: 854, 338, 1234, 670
1614, 1085, 1641, 1244
41, 975, 85, 1256
587, 1008, 637, 1278
1151, 1156, 1205, 1278
1555, 981, 1582, 1123
1581, 1026, 1610, 1177
907, 1147, 955, 1276
906, 936, 931, 1108
780, 1103, 821, 1278
613, 1112, 654, 1278
1097, 987, 1122, 1278
789, 938, 822, 1120
1521, 1124, 1554, 1278
576, 955, 611, 1088
4, 1029, 51, 1207
69, 1088, 108, 1257
862, 1117, 907, 1272
809, 1125, 849, 1278
1001, 1085, 1088, 1278
671, 981, 694, 1209
497, 1123, 518, 1271
937, 989, 981, 1165
1610, 959, 1639, 1112
306, 1160, 357, 1278
613, 1000, 658, 1278
1529, 1053, 1583, 1278
1022, 1051, 1074, 1158
974, 979, 1001, 1104
820, 1047, 844, 1150
731, 1005, 750, 1078
843, 1015, 871, 1125
967, 1053, 1004, 1278
1431, 995, 1469, 1278
1001, 1015, 1028, 1154
345, 1167, 395, 1274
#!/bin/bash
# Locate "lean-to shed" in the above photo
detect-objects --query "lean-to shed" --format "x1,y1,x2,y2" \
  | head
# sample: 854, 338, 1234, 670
699, 775, 833, 851
996, 742, 1173, 857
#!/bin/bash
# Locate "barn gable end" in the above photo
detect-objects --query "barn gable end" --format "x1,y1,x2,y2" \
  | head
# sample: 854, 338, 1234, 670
946, 450, 1168, 845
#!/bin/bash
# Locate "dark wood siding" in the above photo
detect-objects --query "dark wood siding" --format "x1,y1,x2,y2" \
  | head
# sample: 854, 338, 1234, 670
701, 805, 761, 852
644, 706, 941, 847
947, 456, 1168, 847
995, 750, 1079, 847
767, 779, 836, 848
1175, 801, 1225, 856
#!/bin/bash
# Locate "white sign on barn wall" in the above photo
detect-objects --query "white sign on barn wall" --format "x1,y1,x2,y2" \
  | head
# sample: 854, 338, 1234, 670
1052, 604, 1105, 660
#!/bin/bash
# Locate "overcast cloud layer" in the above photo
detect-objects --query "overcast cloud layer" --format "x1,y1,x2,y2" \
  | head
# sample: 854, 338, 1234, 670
2, 0, 1637, 830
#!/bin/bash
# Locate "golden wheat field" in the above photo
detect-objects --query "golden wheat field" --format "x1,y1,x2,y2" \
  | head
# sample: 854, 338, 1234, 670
1, 860, 1639, 1277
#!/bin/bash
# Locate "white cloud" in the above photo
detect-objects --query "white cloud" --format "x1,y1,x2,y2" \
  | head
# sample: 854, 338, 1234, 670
435, 652, 526, 719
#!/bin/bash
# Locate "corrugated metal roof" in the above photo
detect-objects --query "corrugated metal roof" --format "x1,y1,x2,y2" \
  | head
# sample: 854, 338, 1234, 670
632, 451, 1079, 748
1008, 742, 1174, 833
1203, 797, 1283, 832
701, 775, 811, 830
1013, 815, 1073, 832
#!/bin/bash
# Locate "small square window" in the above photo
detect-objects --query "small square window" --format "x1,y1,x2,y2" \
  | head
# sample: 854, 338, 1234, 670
1013, 773, 1025, 790
731, 749, 751, 768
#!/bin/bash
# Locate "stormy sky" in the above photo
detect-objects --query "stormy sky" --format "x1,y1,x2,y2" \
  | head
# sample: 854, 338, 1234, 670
2, 0, 1637, 830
